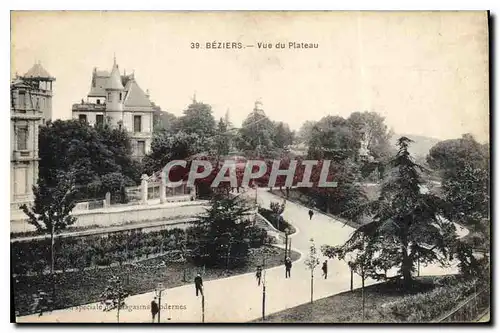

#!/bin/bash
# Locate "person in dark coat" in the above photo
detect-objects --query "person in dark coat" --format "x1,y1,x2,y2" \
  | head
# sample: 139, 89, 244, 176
285, 257, 292, 278
151, 297, 159, 322
194, 273, 203, 297
256, 266, 262, 286
322, 260, 328, 279
308, 209, 314, 220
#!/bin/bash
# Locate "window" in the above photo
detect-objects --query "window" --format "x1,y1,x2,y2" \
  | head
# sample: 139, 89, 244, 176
133, 115, 142, 132
79, 114, 87, 122
96, 115, 104, 126
17, 126, 28, 150
96, 99, 101, 105
14, 166, 29, 195
119, 92, 122, 101
107, 93, 111, 101
137, 141, 146, 156
18, 92, 25, 109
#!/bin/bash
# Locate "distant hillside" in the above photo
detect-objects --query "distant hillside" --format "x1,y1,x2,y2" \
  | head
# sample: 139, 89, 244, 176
391, 134, 441, 158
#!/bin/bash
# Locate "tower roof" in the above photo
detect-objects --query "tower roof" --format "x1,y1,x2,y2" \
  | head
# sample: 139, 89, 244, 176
105, 60, 124, 90
23, 62, 54, 80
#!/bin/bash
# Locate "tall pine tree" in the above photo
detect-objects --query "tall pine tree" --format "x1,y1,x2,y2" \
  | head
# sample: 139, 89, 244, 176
323, 137, 458, 290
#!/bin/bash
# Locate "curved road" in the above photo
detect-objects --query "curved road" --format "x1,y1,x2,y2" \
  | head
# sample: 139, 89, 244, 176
16, 189, 467, 323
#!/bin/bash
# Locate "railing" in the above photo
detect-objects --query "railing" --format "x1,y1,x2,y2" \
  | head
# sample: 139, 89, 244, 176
434, 287, 490, 323
73, 199, 105, 212
72, 103, 106, 111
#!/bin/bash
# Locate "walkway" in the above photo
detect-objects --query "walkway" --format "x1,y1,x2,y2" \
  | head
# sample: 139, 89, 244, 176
16, 189, 465, 323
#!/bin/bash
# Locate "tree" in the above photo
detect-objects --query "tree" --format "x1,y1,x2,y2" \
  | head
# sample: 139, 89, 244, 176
426, 134, 488, 172
272, 121, 294, 149
323, 137, 458, 290
39, 120, 140, 202
347, 111, 393, 161
296, 120, 317, 145
302, 159, 369, 222
441, 157, 490, 274
143, 131, 210, 175
153, 110, 177, 133
307, 116, 359, 162
195, 194, 256, 267
269, 200, 286, 230
429, 134, 490, 272
237, 104, 275, 157
174, 101, 217, 140
214, 117, 231, 157
21, 172, 77, 276
100, 276, 129, 322
304, 238, 320, 303
442, 162, 489, 228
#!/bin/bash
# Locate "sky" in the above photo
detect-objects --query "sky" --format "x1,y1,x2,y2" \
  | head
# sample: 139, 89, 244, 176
11, 11, 489, 142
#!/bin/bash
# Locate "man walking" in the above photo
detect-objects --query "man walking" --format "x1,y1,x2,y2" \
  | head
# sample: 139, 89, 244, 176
322, 260, 328, 279
194, 273, 203, 297
256, 266, 262, 286
285, 257, 292, 278
151, 297, 159, 323
308, 209, 314, 220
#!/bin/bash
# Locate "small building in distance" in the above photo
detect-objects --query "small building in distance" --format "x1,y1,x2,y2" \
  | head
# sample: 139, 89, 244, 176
10, 62, 55, 212
72, 58, 158, 160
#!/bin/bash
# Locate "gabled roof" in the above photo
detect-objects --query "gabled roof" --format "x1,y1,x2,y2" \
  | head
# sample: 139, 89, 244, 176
88, 70, 110, 97
23, 62, 54, 80
124, 79, 152, 107
85, 60, 153, 108
105, 63, 124, 90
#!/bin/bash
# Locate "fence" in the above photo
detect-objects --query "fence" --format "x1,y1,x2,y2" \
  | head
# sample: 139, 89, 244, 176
434, 287, 490, 323
73, 199, 105, 212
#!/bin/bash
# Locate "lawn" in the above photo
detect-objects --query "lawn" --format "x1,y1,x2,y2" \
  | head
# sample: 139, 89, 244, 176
13, 246, 300, 317
255, 275, 487, 323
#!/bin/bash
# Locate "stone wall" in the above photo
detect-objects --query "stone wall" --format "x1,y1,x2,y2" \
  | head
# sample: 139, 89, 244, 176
11, 201, 208, 234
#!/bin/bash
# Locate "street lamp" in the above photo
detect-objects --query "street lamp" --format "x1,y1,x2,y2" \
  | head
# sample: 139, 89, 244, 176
154, 283, 165, 323
284, 228, 290, 262
348, 261, 354, 291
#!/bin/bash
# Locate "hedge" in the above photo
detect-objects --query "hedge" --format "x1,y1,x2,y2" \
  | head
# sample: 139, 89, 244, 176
11, 224, 269, 276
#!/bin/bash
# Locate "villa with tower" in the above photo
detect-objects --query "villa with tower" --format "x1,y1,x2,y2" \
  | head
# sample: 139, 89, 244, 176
72, 58, 159, 159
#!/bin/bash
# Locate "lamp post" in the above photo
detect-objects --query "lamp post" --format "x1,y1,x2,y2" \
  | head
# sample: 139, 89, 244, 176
349, 262, 354, 291
361, 266, 365, 322
417, 257, 420, 277
224, 235, 234, 271
202, 292, 205, 323
155, 283, 165, 323
284, 228, 290, 262
262, 251, 267, 321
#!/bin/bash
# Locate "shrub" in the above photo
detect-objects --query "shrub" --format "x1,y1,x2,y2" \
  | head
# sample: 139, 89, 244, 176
247, 226, 267, 248
381, 279, 479, 322
258, 207, 296, 233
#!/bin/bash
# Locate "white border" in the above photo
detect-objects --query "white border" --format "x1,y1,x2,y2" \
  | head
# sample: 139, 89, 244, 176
2, 1, 496, 332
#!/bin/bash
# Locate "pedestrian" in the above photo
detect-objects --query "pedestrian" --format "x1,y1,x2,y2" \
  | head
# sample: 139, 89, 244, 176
285, 257, 292, 278
308, 209, 314, 220
194, 273, 203, 297
322, 260, 328, 279
151, 297, 159, 322
256, 266, 262, 286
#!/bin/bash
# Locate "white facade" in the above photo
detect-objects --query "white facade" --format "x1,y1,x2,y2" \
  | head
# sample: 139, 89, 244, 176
71, 59, 157, 159
10, 63, 55, 212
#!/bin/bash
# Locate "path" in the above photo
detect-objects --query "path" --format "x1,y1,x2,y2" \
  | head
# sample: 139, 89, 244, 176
16, 189, 465, 323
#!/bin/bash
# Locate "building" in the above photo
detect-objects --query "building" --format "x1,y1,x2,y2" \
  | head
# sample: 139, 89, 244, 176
10, 62, 55, 211
72, 58, 156, 159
